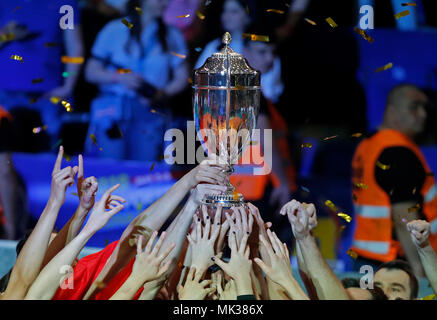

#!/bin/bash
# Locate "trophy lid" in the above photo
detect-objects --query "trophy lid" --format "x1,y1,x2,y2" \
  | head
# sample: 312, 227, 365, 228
193, 32, 261, 89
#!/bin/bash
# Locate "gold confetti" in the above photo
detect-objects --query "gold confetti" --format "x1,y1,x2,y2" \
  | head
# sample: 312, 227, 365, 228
323, 135, 338, 141
337, 212, 352, 223
420, 293, 436, 300
117, 68, 132, 74
354, 182, 368, 189
325, 17, 338, 28
150, 163, 156, 171
301, 143, 312, 148
95, 281, 106, 289
135, 6, 142, 14
354, 27, 374, 44
10, 55, 23, 63
376, 160, 390, 170
347, 249, 358, 259
177, 14, 190, 18
0, 33, 15, 42
44, 42, 58, 47
375, 62, 393, 73
63, 153, 72, 162
71, 192, 79, 197
137, 202, 142, 212
338, 225, 346, 234
196, 10, 205, 20
412, 187, 417, 194
51, 139, 63, 150
170, 51, 186, 59
402, 2, 417, 6
304, 18, 317, 26
187, 77, 193, 84
32, 125, 47, 134
32, 78, 43, 84
351, 133, 363, 138
61, 100, 72, 112
90, 134, 103, 151
61, 56, 84, 64
266, 9, 285, 14
325, 200, 338, 212
242, 33, 270, 42
50, 96, 61, 104
408, 203, 421, 213
121, 18, 133, 29
394, 10, 410, 19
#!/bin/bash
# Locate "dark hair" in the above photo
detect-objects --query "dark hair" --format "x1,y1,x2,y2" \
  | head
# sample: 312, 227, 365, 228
341, 277, 360, 288
125, 0, 168, 57
368, 286, 388, 300
377, 260, 419, 299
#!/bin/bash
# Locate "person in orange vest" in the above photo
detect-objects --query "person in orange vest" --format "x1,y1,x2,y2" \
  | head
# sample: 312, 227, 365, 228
351, 84, 437, 277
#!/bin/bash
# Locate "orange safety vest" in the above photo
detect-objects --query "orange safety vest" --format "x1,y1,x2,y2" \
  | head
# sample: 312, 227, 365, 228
230, 101, 296, 201
351, 129, 437, 262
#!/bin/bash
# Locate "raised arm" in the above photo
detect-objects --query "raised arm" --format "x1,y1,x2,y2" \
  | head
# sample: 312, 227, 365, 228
284, 200, 349, 300
1, 147, 77, 300
25, 184, 125, 300
42, 155, 97, 268
407, 220, 437, 294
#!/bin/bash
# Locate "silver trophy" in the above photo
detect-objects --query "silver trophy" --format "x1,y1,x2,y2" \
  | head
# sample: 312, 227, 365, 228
193, 32, 261, 208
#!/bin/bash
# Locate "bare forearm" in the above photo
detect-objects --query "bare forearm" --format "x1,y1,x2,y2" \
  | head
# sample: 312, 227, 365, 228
418, 245, 437, 293
281, 276, 309, 300
110, 276, 143, 300
63, 27, 84, 90
298, 236, 349, 300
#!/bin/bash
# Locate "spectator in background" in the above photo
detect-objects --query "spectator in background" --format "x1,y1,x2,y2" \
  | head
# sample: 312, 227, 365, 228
85, 0, 189, 161
194, 0, 284, 103
0, 0, 84, 148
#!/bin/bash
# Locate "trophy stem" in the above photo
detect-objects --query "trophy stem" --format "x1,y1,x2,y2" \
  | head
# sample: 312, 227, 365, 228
223, 164, 235, 192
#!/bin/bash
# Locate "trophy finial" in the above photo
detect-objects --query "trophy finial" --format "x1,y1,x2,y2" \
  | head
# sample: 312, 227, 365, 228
222, 32, 232, 45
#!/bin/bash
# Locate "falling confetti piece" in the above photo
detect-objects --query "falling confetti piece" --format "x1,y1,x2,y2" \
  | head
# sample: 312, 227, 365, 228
89, 134, 103, 151
242, 33, 270, 42
137, 202, 142, 212
304, 18, 317, 26
401, 2, 417, 6
323, 135, 338, 141
195, 47, 202, 52
338, 225, 346, 234
389, 189, 394, 196
337, 212, 352, 223
32, 125, 47, 134
29, 97, 38, 104
196, 10, 205, 20
117, 68, 132, 74
61, 100, 73, 112
376, 160, 390, 170
31, 78, 43, 84
51, 139, 63, 150
347, 249, 358, 259
0, 33, 15, 42
301, 186, 310, 193
150, 163, 156, 171
50, 96, 61, 104
394, 10, 410, 19
325, 200, 338, 212
301, 143, 312, 148
266, 9, 285, 14
354, 182, 368, 190
61, 56, 84, 64
71, 192, 78, 197
178, 261, 183, 268
187, 77, 193, 84
420, 293, 436, 300
325, 17, 338, 28
63, 153, 71, 162
135, 6, 142, 14
44, 42, 58, 47
95, 281, 106, 289
170, 51, 186, 59
121, 18, 133, 29
412, 187, 417, 194
62, 71, 75, 78
10, 55, 23, 63
408, 203, 421, 213
354, 27, 374, 43
375, 62, 393, 73
351, 133, 363, 138
177, 14, 190, 18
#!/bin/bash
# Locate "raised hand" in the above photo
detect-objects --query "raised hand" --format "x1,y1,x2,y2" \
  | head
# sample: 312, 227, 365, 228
187, 159, 228, 188
132, 232, 175, 284
49, 146, 78, 206
281, 199, 310, 241
187, 205, 222, 275
76, 155, 98, 211
407, 220, 431, 249
213, 271, 237, 300
82, 184, 125, 233
254, 229, 294, 286
177, 267, 215, 300
225, 206, 254, 246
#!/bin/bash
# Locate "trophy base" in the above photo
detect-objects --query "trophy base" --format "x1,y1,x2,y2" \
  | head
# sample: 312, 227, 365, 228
202, 192, 245, 208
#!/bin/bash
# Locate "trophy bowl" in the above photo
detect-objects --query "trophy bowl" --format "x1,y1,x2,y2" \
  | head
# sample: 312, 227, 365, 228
192, 32, 261, 209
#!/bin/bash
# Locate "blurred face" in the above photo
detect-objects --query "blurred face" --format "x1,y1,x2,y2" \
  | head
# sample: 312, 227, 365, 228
143, 0, 169, 18
221, 0, 249, 33
392, 89, 428, 137
374, 268, 412, 300
243, 42, 275, 74
346, 287, 373, 300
